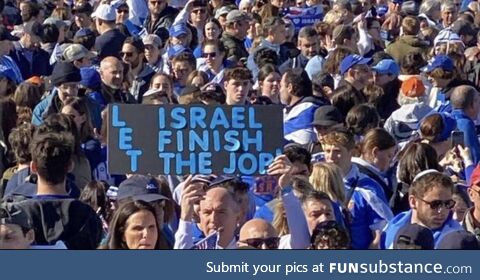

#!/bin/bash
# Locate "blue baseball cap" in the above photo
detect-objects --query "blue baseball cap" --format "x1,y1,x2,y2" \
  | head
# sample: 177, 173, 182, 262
167, 44, 189, 60
74, 28, 94, 38
422, 55, 454, 73
372, 59, 400, 76
169, 23, 189, 38
80, 67, 101, 90
339, 54, 371, 75
0, 65, 17, 84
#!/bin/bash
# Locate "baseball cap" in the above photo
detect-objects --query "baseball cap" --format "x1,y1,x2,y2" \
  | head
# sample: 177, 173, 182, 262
208, 175, 248, 190
332, 24, 350, 41
339, 54, 371, 75
451, 20, 477, 37
200, 83, 226, 103
226, 10, 251, 24
167, 44, 189, 60
169, 24, 189, 38
422, 55, 454, 73
390, 0, 403, 4
80, 67, 101, 89
24, 21, 44, 38
401, 77, 425, 98
394, 223, 434, 249
117, 175, 169, 202
470, 165, 480, 186
43, 17, 68, 30
0, 26, 19, 41
0, 203, 33, 230
63, 44, 96, 62
311, 105, 343, 126
143, 34, 162, 49
372, 59, 400, 76
72, 3, 94, 15
437, 230, 480, 249
92, 4, 116, 21
215, 6, 233, 19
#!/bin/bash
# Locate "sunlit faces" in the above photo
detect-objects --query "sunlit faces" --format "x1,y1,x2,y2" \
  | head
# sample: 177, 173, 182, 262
322, 144, 353, 174
121, 43, 141, 68
148, 0, 167, 15
260, 72, 281, 103
61, 105, 86, 132
298, 36, 319, 59
205, 21, 221, 40
410, 185, 454, 230
303, 198, 335, 234
57, 82, 79, 103
0, 224, 34, 249
100, 60, 124, 89
122, 210, 158, 249
224, 78, 251, 105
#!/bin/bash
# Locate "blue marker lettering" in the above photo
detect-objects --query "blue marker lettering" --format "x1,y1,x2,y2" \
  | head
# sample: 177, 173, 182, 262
119, 127, 133, 150
231, 107, 245, 129
158, 131, 172, 151
159, 153, 175, 174
171, 107, 186, 129
224, 130, 240, 151
238, 153, 257, 175
210, 107, 229, 129
198, 152, 212, 174
126, 150, 142, 172
248, 107, 262, 129
112, 105, 126, 127
242, 130, 263, 152
189, 130, 209, 151
190, 107, 207, 129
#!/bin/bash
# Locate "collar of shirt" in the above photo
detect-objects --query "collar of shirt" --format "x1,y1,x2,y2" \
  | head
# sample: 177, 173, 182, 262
260, 39, 280, 54
343, 164, 360, 186
216, 238, 238, 249
351, 157, 387, 181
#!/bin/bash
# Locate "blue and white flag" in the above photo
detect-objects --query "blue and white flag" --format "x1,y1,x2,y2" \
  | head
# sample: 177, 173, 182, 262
191, 231, 218, 250
282, 5, 324, 33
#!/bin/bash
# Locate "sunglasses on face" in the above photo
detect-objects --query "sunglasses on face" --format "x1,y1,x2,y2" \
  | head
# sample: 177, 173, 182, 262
192, 9, 206, 14
117, 9, 129, 14
150, 1, 163, 6
240, 237, 280, 249
417, 197, 456, 211
203, 52, 216, 58
120, 52, 134, 58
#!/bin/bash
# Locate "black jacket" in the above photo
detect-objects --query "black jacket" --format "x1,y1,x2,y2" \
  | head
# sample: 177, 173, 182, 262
10, 44, 52, 79
221, 33, 249, 63
94, 28, 127, 60
16, 198, 102, 249
143, 7, 179, 44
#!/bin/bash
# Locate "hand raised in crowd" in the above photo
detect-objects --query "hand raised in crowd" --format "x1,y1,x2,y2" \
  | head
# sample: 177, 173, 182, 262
382, 13, 402, 32
267, 155, 294, 190
457, 145, 474, 167
180, 175, 206, 221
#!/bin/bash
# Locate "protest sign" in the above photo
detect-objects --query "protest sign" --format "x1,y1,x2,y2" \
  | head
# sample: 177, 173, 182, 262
283, 5, 324, 33
107, 104, 284, 175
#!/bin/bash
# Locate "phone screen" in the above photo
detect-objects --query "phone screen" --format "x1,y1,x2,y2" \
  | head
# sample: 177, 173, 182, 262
451, 131, 465, 148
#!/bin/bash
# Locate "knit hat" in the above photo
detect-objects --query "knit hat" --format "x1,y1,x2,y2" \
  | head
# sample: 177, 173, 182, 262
80, 67, 101, 89
394, 223, 434, 249
50, 62, 81, 86
401, 77, 425, 98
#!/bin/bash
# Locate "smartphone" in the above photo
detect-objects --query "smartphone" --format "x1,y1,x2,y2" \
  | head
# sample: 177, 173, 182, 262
451, 130, 465, 148
380, 29, 389, 41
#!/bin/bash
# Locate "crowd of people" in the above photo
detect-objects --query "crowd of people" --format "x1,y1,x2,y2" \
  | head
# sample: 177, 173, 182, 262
1, 0, 480, 250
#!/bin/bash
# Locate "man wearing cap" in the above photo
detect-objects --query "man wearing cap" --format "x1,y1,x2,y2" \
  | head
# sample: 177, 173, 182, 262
121, 37, 156, 103
221, 10, 250, 64
384, 77, 433, 145
215, 6, 233, 29
0, 203, 35, 249
70, 3, 94, 36
63, 43, 95, 69
371, 59, 401, 119
381, 171, 463, 249
10, 21, 52, 80
143, 0, 179, 43
305, 105, 344, 159
173, 0, 209, 44
13, 129, 102, 249
450, 85, 480, 164
339, 54, 371, 95
385, 16, 427, 64
464, 165, 480, 241
143, 34, 164, 72
0, 26, 23, 84
93, 4, 127, 60
32, 62, 82, 125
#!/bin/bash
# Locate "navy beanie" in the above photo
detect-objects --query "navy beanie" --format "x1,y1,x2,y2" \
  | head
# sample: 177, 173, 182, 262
50, 62, 81, 87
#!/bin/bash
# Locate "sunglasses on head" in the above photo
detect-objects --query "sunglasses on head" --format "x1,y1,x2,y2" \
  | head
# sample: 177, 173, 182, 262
240, 237, 280, 249
417, 197, 456, 211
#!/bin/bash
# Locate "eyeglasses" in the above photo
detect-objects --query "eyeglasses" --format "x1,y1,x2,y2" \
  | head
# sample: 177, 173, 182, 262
149, 1, 163, 6
117, 9, 129, 14
120, 52, 134, 58
417, 197, 456, 211
239, 237, 280, 249
203, 52, 216, 58
192, 9, 206, 14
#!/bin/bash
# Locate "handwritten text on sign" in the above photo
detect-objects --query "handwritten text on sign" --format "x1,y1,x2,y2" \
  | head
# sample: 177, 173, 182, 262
108, 104, 284, 175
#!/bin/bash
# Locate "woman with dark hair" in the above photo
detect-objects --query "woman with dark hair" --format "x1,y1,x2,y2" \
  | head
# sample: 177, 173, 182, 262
198, 39, 229, 81
186, 70, 209, 88
79, 180, 112, 237
0, 98, 17, 177
105, 200, 170, 249
193, 17, 223, 58
345, 104, 380, 141
352, 128, 397, 202
257, 64, 281, 104
142, 73, 178, 104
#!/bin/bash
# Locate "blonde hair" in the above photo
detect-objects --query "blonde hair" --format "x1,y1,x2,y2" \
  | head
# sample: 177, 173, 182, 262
309, 162, 345, 204
272, 200, 289, 236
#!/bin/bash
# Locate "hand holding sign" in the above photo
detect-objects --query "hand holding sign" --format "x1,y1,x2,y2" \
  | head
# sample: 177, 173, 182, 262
267, 155, 294, 190
180, 175, 206, 221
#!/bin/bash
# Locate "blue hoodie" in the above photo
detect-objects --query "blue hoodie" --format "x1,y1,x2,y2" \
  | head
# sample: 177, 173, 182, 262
381, 210, 463, 249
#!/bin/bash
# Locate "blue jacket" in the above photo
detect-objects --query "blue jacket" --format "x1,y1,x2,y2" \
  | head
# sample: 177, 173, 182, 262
381, 210, 463, 249
452, 109, 480, 164
9, 44, 52, 79
284, 96, 324, 145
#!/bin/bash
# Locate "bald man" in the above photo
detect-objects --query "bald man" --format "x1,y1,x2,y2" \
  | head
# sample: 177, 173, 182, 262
238, 219, 279, 249
451, 85, 480, 163
94, 56, 135, 106
175, 176, 242, 249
